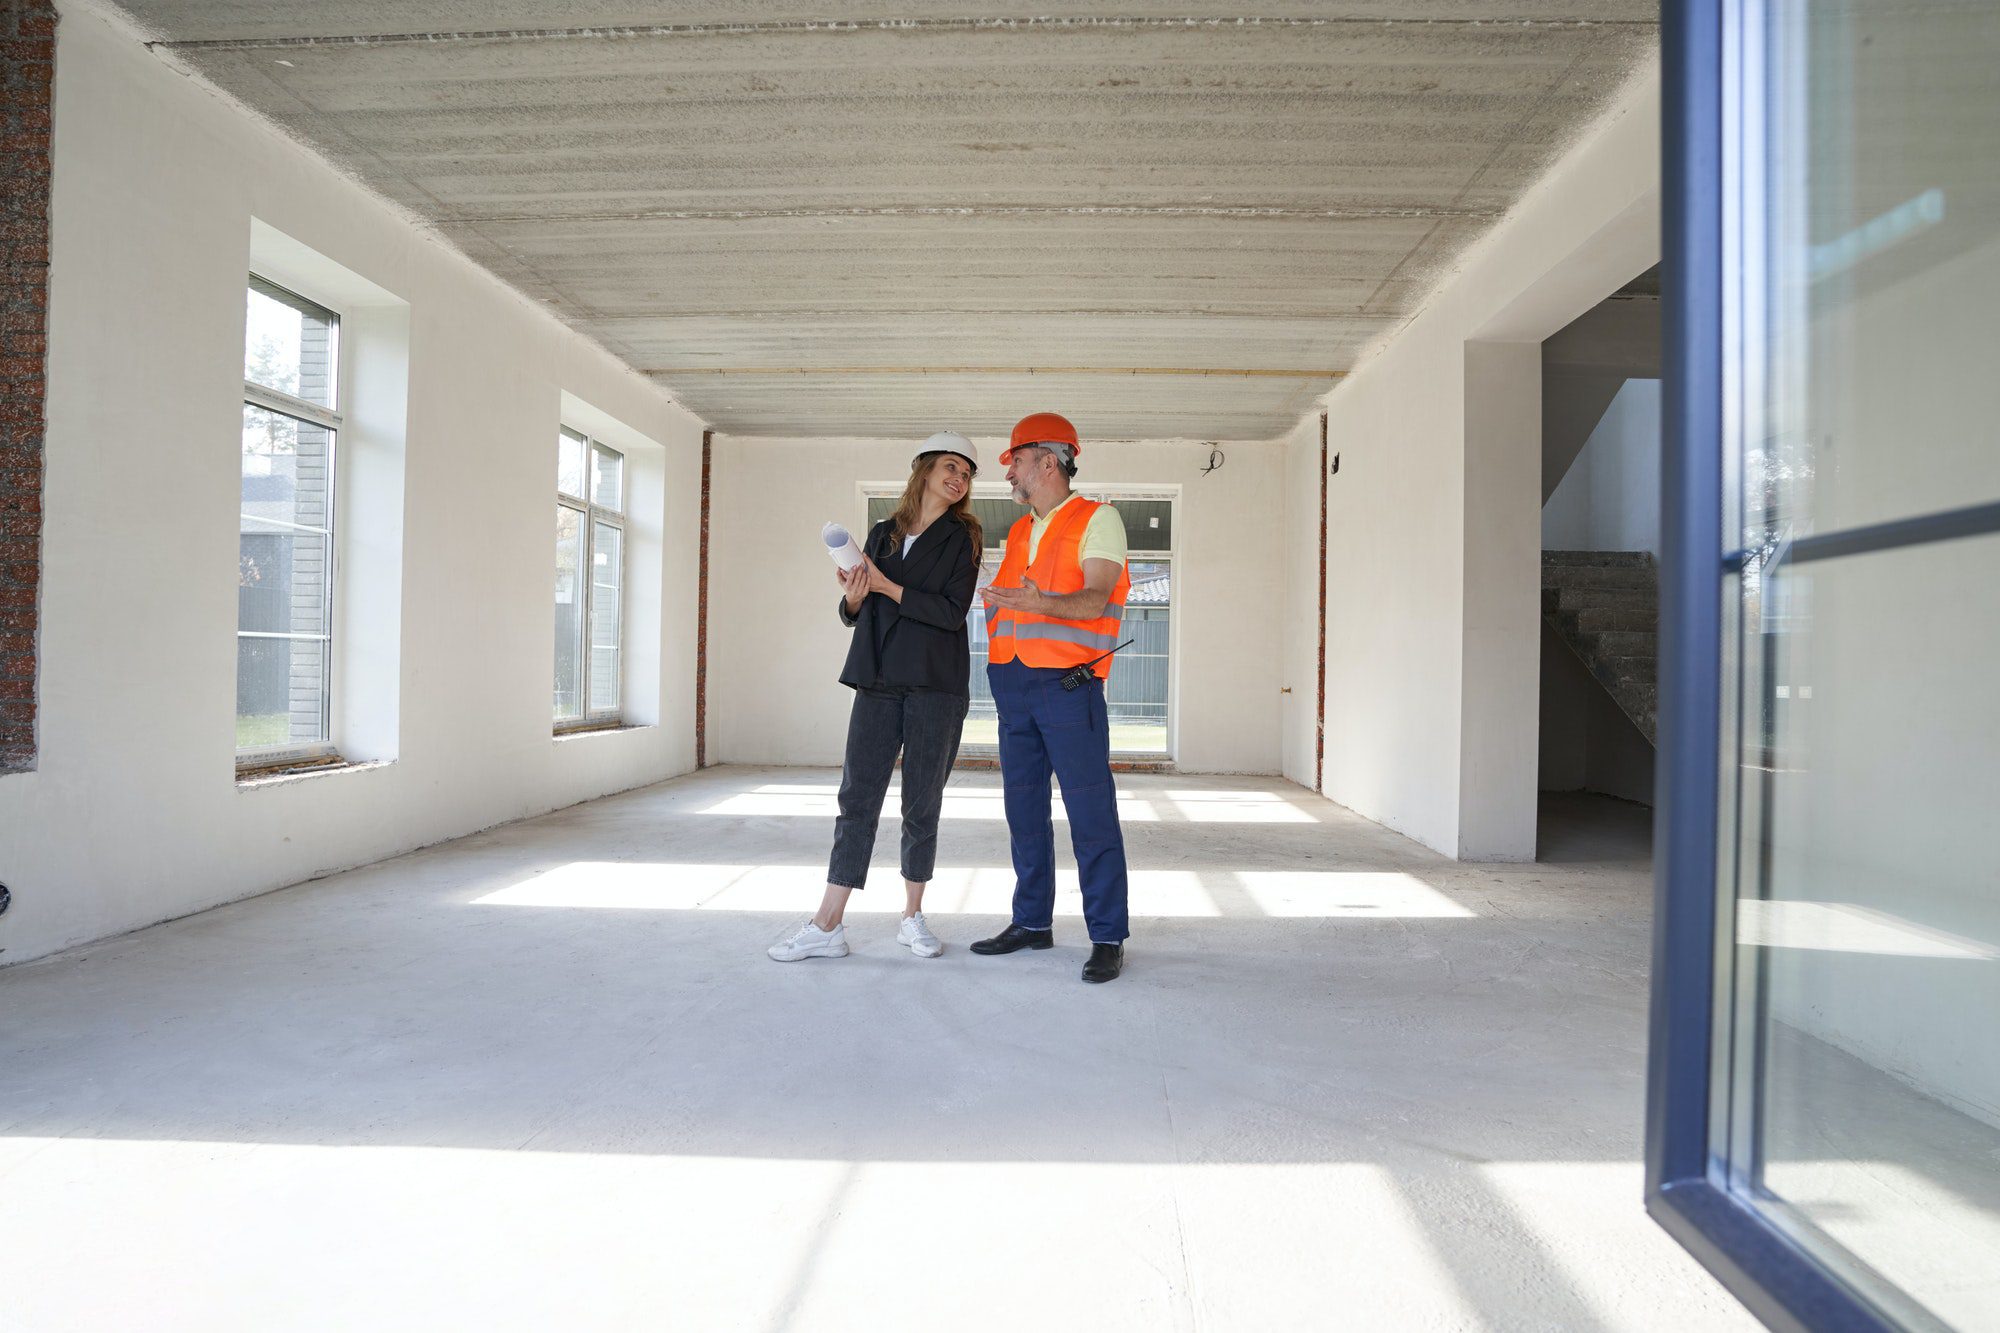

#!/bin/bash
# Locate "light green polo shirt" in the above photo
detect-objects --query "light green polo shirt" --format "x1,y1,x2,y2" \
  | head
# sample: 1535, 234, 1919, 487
1025, 493, 1128, 567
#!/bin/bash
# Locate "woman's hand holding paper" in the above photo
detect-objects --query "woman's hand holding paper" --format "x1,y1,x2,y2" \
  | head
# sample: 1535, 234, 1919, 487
839, 561, 869, 613
862, 556, 903, 605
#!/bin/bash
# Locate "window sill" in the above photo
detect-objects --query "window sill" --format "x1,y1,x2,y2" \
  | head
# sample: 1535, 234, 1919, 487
553, 723, 653, 743
237, 758, 393, 790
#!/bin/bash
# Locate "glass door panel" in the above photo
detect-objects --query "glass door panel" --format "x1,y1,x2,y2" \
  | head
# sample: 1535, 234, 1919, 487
1711, 1, 2000, 1326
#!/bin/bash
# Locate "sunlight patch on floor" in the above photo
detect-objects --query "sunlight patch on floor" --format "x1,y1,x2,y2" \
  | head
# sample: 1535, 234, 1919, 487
1164, 790, 1316, 823
471, 864, 1472, 920
1238, 871, 1474, 918
0, 1139, 1612, 1332
699, 782, 1324, 826
698, 787, 1166, 823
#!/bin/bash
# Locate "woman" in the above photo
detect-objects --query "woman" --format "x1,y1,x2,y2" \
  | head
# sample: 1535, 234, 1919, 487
768, 431, 985, 962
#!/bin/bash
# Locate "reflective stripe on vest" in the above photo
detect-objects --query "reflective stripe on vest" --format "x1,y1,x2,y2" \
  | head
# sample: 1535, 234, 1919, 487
986, 496, 1132, 680
1010, 620, 1123, 651
987, 602, 1129, 632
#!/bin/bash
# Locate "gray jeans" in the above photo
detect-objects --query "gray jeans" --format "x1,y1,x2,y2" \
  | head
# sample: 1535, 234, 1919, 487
827, 686, 970, 889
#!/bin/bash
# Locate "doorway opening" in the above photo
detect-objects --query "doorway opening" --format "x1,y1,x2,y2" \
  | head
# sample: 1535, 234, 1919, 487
1537, 267, 1662, 860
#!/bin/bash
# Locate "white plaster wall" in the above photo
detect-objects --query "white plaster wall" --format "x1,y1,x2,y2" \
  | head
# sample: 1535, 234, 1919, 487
1459, 342, 1543, 860
707, 435, 1283, 775
1540, 297, 1662, 502
1313, 345, 1469, 848
0, 7, 705, 966
1277, 415, 1323, 789
1542, 378, 1663, 556
1285, 59, 1661, 858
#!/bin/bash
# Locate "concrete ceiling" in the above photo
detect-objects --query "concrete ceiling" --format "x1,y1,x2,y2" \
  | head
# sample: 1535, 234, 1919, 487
119, 3, 1658, 440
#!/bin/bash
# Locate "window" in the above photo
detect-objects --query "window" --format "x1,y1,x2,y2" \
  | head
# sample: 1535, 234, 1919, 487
863, 489, 1175, 757
238, 277, 340, 765
1651, 3, 2000, 1329
554, 427, 625, 728
1112, 552, 1172, 754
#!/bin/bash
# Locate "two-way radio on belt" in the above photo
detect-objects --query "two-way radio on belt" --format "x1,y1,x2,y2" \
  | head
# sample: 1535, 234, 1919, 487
1059, 639, 1135, 691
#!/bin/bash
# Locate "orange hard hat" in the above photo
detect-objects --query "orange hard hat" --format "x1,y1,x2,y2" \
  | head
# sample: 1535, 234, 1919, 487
1001, 411, 1080, 466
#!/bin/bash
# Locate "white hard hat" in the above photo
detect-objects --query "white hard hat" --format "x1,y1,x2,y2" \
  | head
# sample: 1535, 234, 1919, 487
916, 430, 977, 471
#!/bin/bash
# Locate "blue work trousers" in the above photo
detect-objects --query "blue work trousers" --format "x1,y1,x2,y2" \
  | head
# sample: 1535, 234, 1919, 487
988, 658, 1130, 944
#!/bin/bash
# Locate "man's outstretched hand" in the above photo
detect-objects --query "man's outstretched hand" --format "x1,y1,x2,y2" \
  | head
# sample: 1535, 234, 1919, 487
981, 578, 1047, 616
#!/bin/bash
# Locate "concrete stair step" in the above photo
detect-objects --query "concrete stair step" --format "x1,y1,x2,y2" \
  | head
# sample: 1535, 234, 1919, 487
1610, 686, 1658, 734
1550, 576, 1658, 599
1545, 612, 1658, 654
1612, 681, 1659, 713
1572, 605, 1656, 632
1593, 656, 1658, 691
1543, 564, 1660, 590
1544, 606, 1659, 746
1544, 588, 1656, 616
1579, 631, 1657, 660
1542, 550, 1661, 746
1542, 549, 1655, 568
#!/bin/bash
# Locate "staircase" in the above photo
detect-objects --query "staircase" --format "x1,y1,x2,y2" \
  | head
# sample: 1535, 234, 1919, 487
1541, 550, 1658, 745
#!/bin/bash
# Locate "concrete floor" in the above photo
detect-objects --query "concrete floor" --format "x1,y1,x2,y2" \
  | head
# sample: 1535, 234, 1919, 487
0, 769, 1751, 1332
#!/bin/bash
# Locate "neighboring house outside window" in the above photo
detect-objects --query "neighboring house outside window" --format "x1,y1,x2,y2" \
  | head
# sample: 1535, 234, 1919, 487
554, 427, 625, 728
238, 277, 340, 766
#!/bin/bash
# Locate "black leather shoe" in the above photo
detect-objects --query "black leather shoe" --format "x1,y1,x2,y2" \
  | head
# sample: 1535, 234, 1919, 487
969, 924, 1055, 955
1081, 943, 1124, 983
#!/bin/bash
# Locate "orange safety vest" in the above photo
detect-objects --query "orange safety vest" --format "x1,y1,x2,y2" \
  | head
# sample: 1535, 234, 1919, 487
986, 496, 1131, 680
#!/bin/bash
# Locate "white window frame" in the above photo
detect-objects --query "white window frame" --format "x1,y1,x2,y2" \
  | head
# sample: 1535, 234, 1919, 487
555, 427, 627, 732
237, 275, 343, 772
1079, 486, 1177, 762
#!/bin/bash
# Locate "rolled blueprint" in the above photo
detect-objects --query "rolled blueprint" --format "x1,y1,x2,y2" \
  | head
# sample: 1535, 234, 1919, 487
822, 521, 865, 572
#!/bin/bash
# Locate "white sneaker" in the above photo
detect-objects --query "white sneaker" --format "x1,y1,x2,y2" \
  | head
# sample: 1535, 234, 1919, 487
768, 919, 849, 962
896, 912, 943, 958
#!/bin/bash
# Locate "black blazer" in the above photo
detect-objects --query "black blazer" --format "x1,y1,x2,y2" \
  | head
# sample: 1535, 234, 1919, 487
837, 514, 978, 695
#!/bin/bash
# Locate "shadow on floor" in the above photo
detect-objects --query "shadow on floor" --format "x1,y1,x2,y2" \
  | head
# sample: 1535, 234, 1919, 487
1537, 789, 1653, 866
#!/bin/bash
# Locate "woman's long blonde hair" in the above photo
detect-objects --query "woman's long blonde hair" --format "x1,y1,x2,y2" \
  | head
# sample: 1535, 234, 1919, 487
889, 452, 983, 554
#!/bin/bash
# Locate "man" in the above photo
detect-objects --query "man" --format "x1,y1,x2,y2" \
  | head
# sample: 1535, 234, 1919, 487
972, 412, 1133, 983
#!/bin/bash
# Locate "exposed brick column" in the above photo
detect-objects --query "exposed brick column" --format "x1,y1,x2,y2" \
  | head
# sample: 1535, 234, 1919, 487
0, 1, 54, 773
